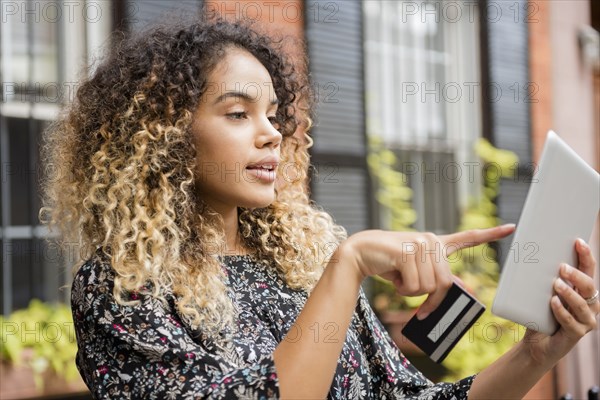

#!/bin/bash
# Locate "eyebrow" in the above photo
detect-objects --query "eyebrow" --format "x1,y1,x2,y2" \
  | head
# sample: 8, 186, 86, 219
213, 91, 279, 106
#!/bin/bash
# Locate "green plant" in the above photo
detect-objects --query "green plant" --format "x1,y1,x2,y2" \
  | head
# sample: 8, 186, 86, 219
366, 133, 521, 381
441, 138, 519, 381
366, 134, 426, 312
0, 299, 80, 390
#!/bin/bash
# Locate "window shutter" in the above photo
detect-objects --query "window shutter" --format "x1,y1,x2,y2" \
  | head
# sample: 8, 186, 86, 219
482, 0, 532, 265
127, 0, 203, 30
305, 0, 372, 235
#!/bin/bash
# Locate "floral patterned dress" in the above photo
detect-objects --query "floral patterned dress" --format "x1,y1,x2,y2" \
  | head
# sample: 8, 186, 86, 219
71, 252, 475, 399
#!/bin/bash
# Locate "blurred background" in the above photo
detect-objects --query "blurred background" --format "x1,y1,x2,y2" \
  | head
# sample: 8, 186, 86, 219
1, 0, 598, 399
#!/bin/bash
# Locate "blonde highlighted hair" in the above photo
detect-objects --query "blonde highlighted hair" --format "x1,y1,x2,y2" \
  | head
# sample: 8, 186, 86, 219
39, 17, 346, 337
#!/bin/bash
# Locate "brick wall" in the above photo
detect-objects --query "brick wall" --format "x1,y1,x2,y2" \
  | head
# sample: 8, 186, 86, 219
528, 0, 600, 398
204, 1, 304, 59
528, 0, 553, 164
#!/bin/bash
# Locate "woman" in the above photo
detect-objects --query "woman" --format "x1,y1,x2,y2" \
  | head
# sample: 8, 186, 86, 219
40, 16, 599, 399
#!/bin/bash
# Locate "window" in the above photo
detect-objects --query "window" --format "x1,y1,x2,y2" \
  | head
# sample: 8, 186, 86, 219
0, 0, 111, 314
363, 0, 483, 233
0, 0, 204, 315
126, 0, 202, 30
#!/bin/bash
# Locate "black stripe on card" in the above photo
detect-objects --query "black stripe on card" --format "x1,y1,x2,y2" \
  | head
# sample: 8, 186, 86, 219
401, 283, 486, 362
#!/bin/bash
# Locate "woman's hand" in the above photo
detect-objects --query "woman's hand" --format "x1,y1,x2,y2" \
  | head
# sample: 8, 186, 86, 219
340, 224, 516, 318
465, 237, 598, 400
523, 238, 600, 366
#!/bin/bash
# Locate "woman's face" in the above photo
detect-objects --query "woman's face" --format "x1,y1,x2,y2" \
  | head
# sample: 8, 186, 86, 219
191, 47, 282, 214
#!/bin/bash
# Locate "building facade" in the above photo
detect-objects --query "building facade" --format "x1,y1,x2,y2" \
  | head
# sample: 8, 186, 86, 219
1, 0, 598, 397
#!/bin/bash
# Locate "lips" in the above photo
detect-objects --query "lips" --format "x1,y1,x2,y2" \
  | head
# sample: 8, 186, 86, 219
246, 156, 280, 171
245, 156, 279, 184
246, 164, 276, 171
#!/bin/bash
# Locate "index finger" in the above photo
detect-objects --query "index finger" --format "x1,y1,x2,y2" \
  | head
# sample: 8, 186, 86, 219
439, 224, 516, 255
575, 238, 597, 278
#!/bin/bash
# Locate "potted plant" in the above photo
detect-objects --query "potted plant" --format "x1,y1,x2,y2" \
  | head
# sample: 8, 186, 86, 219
0, 299, 88, 399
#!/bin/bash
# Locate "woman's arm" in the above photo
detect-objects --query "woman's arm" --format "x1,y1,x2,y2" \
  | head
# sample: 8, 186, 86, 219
273, 225, 516, 399
469, 239, 599, 399
272, 241, 364, 399
468, 340, 547, 399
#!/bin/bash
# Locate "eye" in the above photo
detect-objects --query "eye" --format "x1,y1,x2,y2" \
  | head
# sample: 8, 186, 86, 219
226, 111, 247, 120
268, 116, 281, 129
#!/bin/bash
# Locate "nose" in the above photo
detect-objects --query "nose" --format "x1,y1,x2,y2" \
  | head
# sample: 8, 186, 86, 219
256, 116, 282, 148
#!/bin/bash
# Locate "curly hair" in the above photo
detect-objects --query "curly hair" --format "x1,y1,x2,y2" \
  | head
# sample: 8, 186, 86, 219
39, 16, 347, 337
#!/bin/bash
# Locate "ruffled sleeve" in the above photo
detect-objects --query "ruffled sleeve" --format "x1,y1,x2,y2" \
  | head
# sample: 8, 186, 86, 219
354, 289, 475, 399
70, 258, 279, 400
400, 375, 475, 399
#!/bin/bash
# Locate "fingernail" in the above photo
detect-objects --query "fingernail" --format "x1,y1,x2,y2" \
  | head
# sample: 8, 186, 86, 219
577, 238, 588, 248
503, 223, 516, 229
416, 311, 429, 320
561, 263, 571, 276
552, 295, 561, 307
555, 279, 567, 291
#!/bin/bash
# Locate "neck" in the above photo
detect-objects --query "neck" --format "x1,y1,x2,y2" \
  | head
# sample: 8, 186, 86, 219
220, 207, 250, 256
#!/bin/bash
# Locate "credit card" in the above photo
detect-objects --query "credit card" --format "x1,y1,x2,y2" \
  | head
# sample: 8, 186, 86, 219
401, 282, 485, 363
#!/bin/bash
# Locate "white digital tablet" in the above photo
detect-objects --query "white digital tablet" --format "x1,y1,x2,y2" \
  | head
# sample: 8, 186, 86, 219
492, 130, 600, 336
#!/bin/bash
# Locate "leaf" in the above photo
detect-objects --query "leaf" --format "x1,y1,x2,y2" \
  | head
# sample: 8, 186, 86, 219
403, 294, 427, 308
2, 300, 78, 383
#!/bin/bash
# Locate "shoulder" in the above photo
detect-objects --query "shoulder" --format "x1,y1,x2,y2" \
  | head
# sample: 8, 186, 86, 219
72, 250, 115, 295
70, 250, 117, 320
70, 251, 173, 334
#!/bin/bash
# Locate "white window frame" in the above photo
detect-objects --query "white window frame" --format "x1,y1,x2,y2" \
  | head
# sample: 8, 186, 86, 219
0, 0, 111, 314
364, 0, 483, 233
